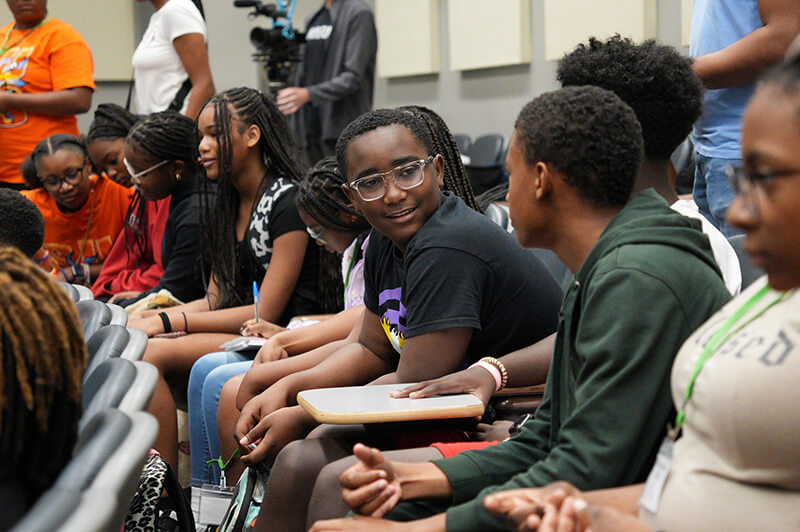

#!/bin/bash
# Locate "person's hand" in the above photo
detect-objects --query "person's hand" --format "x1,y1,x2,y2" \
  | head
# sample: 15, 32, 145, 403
470, 419, 514, 442
237, 406, 312, 465
109, 290, 141, 303
309, 515, 413, 531
240, 318, 286, 338
234, 386, 290, 448
483, 482, 581, 532
390, 366, 497, 408
129, 308, 160, 321
339, 443, 401, 517
253, 337, 289, 365
276, 87, 310, 115
127, 315, 164, 337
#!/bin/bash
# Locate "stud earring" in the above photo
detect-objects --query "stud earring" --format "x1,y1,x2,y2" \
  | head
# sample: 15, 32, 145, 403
176, 173, 182, 181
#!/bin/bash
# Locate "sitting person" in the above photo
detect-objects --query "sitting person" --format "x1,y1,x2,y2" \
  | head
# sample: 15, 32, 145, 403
0, 246, 87, 528
0, 188, 45, 259
110, 110, 208, 307
126, 87, 322, 472
21, 134, 132, 285
481, 50, 800, 532
189, 155, 371, 488
309, 87, 731, 532
557, 35, 741, 294
86, 103, 174, 301
234, 107, 565, 531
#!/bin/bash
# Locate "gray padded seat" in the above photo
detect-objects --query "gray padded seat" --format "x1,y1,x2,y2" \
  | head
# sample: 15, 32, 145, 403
118, 361, 159, 413
61, 412, 157, 532
8, 487, 82, 532
453, 133, 472, 156
107, 303, 128, 326
80, 358, 137, 432
84, 325, 130, 383
58, 409, 131, 490
465, 134, 505, 195
59, 281, 80, 302
484, 203, 510, 232
728, 234, 765, 290
77, 300, 112, 340
120, 327, 148, 361
73, 284, 94, 301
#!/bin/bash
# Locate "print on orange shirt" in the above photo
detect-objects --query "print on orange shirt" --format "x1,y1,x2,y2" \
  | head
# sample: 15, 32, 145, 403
0, 45, 34, 127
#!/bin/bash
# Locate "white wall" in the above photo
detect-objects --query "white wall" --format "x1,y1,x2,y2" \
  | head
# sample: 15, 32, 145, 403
81, 0, 686, 138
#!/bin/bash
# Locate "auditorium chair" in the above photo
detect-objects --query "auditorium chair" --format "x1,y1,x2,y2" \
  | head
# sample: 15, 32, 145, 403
465, 134, 505, 195
728, 233, 765, 289
73, 283, 94, 301
84, 325, 131, 383
77, 299, 112, 339
59, 281, 80, 303
453, 133, 472, 156
107, 303, 129, 326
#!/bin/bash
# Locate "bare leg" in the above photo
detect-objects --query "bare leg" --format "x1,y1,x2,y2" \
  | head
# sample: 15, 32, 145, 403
218, 374, 245, 485
143, 332, 240, 472
307, 447, 444, 528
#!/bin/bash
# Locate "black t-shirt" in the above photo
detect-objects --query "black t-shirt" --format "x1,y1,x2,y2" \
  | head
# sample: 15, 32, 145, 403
363, 192, 563, 369
303, 8, 333, 135
246, 177, 321, 323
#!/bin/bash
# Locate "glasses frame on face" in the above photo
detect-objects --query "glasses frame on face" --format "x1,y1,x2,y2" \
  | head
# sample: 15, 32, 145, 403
306, 225, 328, 245
347, 156, 435, 202
40, 158, 88, 190
726, 164, 800, 217
123, 157, 169, 185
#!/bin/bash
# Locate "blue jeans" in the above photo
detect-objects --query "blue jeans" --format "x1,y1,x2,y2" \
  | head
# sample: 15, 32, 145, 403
693, 153, 743, 237
188, 352, 253, 486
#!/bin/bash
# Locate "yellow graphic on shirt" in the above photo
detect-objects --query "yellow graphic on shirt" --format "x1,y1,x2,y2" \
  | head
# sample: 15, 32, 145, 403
0, 45, 34, 126
381, 316, 404, 354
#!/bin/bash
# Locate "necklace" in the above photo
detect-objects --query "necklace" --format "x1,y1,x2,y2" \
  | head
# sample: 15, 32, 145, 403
0, 17, 51, 55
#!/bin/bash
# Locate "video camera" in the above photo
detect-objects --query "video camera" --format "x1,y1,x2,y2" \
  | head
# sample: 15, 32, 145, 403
234, 0, 305, 94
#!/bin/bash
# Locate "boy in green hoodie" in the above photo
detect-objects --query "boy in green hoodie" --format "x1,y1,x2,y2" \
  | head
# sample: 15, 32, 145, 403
309, 86, 731, 532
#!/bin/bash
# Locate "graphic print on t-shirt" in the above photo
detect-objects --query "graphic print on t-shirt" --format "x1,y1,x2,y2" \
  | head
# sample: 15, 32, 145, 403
0, 45, 34, 126
378, 286, 405, 354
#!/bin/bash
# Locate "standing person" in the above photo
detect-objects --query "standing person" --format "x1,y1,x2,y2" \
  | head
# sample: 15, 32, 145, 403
126, 86, 320, 472
277, 0, 377, 166
690, 0, 800, 235
21, 134, 132, 285
0, 0, 94, 189
133, 0, 215, 119
0, 246, 87, 529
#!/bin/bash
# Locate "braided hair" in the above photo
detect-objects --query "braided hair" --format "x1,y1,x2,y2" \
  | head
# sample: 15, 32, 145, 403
0, 247, 86, 501
86, 103, 139, 145
123, 111, 199, 267
296, 156, 370, 313
23, 134, 87, 189
200, 87, 304, 309
397, 105, 480, 212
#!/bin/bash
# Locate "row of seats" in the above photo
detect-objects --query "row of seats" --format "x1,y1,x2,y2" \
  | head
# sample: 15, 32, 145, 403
12, 286, 160, 532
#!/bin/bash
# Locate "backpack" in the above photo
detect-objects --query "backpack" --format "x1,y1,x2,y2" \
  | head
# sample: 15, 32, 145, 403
125, 451, 196, 532
217, 466, 269, 532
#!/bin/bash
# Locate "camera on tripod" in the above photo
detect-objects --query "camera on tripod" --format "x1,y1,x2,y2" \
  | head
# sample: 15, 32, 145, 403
234, 0, 305, 94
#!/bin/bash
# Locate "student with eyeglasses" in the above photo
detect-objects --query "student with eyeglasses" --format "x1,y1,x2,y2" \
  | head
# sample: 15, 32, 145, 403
230, 108, 564, 532
20, 134, 132, 285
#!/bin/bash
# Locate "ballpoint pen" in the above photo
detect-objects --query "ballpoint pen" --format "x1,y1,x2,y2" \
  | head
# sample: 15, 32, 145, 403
252, 280, 260, 324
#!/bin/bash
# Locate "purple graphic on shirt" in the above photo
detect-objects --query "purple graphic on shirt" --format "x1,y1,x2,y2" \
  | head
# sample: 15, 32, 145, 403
378, 286, 406, 353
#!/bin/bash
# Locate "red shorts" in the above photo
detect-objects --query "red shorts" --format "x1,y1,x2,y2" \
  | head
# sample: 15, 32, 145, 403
430, 440, 499, 458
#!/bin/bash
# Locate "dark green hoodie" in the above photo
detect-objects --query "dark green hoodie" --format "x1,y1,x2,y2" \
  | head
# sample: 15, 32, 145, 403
387, 190, 732, 531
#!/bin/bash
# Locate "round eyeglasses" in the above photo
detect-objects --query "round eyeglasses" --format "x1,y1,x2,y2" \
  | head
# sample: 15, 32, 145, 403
347, 156, 435, 201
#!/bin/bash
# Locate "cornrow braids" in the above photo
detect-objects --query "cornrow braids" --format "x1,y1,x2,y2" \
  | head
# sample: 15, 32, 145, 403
398, 105, 481, 213
125, 111, 200, 267
86, 103, 139, 143
295, 156, 369, 233
0, 247, 86, 500
199, 87, 305, 309
25, 134, 88, 189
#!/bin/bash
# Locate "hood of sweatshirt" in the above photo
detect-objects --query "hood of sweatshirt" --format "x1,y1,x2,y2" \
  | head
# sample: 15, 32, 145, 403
575, 189, 723, 286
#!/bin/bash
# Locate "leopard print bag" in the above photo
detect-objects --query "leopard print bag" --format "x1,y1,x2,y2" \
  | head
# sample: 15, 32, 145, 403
125, 451, 195, 532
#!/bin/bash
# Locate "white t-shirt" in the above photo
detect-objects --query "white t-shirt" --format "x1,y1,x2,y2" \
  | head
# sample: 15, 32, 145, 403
672, 198, 741, 295
132, 0, 206, 114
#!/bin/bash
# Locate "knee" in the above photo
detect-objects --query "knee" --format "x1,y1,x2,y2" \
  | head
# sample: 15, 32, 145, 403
189, 352, 226, 394
271, 440, 328, 482
316, 455, 359, 494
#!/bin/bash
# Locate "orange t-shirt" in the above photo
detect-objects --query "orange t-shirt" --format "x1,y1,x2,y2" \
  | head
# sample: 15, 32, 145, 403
21, 175, 133, 270
0, 18, 95, 184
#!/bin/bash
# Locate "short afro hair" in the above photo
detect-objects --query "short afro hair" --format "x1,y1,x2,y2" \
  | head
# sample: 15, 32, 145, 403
335, 108, 435, 178
557, 35, 703, 160
515, 85, 643, 209
758, 54, 800, 125
0, 189, 45, 257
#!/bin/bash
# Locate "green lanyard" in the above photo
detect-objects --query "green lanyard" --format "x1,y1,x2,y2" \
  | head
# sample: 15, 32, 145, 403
0, 17, 51, 56
673, 284, 785, 433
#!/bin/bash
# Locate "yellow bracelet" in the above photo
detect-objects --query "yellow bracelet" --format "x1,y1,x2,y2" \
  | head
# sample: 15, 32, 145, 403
479, 356, 508, 390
